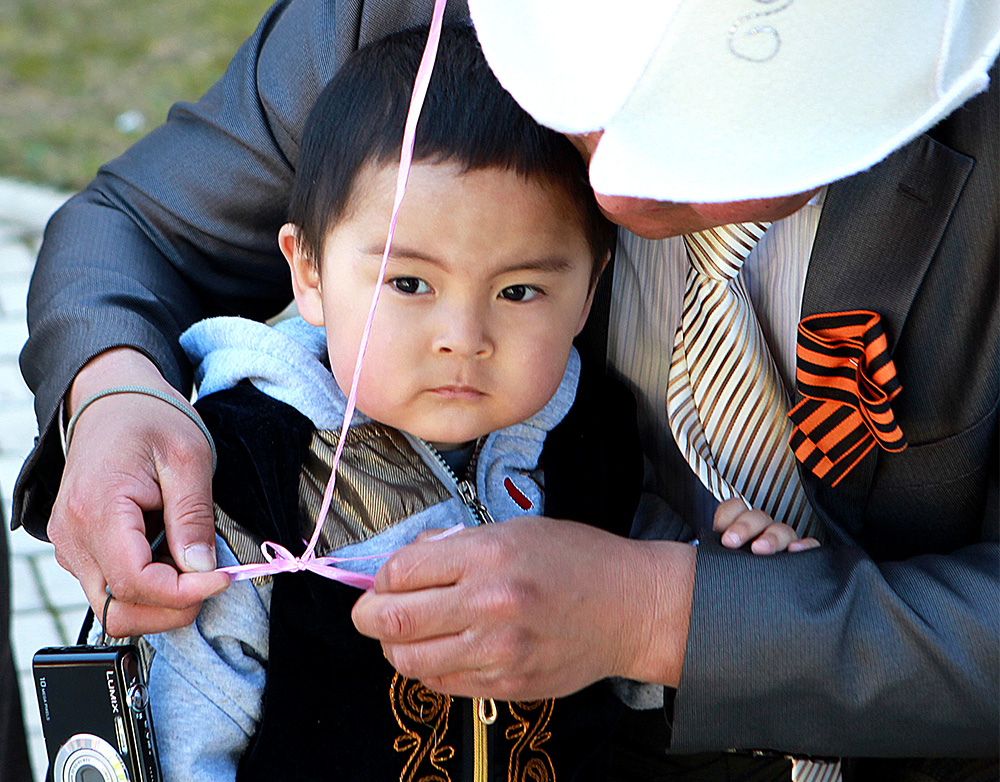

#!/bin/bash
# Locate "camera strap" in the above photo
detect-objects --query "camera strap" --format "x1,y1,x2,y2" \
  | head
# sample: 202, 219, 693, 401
77, 529, 167, 645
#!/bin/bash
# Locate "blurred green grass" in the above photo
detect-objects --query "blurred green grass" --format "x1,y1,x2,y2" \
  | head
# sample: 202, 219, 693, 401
0, 0, 273, 191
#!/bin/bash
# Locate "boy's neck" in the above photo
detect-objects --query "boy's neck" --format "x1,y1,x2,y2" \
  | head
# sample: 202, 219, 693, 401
432, 439, 478, 479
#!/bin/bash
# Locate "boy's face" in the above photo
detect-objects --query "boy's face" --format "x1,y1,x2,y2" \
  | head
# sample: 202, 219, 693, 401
282, 161, 602, 450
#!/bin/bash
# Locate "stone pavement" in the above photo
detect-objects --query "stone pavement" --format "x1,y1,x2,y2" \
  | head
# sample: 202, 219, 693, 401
0, 178, 87, 781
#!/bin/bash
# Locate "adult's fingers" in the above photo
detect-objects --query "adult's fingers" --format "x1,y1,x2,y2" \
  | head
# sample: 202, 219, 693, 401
49, 388, 227, 635
352, 529, 498, 651
154, 413, 219, 574
369, 526, 481, 594
100, 601, 202, 639
96, 566, 229, 638
353, 518, 697, 699
381, 629, 534, 700
352, 518, 611, 688
352, 582, 470, 645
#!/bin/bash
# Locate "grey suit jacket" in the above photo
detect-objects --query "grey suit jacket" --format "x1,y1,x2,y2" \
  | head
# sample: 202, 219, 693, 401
676, 70, 998, 764
14, 0, 999, 771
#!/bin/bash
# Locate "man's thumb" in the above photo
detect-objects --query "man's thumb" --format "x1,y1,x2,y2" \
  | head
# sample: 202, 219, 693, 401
161, 467, 217, 573
181, 538, 217, 573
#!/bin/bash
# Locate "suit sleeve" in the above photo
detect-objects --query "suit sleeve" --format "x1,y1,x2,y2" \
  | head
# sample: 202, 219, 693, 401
13, 0, 339, 536
673, 515, 998, 757
680, 458, 999, 760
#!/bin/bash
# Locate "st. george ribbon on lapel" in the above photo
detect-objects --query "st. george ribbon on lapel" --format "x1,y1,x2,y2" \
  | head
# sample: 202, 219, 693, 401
788, 310, 907, 486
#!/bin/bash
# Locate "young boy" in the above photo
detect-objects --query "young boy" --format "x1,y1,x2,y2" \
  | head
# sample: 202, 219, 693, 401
142, 25, 803, 782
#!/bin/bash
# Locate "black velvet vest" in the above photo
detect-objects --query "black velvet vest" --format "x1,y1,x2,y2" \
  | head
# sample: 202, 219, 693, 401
194, 361, 643, 782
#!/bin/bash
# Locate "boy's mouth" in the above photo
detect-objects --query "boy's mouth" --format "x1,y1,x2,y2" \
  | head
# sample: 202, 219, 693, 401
428, 385, 486, 400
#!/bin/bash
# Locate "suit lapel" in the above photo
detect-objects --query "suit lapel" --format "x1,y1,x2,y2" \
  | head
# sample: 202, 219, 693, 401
797, 133, 974, 538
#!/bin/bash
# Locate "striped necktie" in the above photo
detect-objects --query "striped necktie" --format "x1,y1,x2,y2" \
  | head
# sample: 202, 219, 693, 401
666, 223, 840, 782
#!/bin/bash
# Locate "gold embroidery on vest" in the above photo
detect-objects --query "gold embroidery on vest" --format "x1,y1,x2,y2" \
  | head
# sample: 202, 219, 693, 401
506, 699, 555, 782
391, 673, 454, 782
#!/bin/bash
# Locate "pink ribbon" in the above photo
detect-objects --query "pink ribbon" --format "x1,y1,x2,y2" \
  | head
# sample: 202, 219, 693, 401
218, 523, 465, 590
219, 542, 381, 589
218, 0, 450, 590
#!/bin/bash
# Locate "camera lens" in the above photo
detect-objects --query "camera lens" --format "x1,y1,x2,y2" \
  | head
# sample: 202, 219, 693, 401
77, 766, 108, 782
54, 735, 127, 782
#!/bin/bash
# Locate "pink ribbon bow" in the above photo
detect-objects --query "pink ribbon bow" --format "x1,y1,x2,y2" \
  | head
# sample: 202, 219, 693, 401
218, 523, 465, 590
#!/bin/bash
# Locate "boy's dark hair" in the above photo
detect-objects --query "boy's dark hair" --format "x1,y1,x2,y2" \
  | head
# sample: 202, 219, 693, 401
288, 25, 614, 284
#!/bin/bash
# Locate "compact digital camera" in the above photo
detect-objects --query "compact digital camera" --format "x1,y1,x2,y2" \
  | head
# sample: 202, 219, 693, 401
33, 645, 162, 782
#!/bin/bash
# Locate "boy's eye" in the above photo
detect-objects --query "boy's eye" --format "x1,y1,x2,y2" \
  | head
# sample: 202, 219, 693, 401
391, 277, 430, 295
499, 284, 540, 302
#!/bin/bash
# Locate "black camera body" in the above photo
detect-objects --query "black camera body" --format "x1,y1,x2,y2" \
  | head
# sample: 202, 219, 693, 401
33, 645, 161, 782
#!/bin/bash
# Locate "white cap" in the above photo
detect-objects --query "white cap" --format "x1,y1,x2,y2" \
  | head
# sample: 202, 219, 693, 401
469, 0, 1000, 202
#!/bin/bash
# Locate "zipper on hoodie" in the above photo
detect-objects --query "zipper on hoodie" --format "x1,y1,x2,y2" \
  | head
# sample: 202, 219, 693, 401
415, 436, 499, 780
415, 436, 495, 526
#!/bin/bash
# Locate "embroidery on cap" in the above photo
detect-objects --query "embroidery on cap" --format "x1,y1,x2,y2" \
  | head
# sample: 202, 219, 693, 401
728, 0, 795, 62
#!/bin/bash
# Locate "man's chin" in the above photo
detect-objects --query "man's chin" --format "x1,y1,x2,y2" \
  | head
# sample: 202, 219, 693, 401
600, 207, 699, 240
595, 188, 821, 239
595, 195, 699, 239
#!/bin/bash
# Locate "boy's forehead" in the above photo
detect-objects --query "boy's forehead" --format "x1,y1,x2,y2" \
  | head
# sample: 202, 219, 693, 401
328, 161, 596, 273
345, 158, 591, 227
349, 157, 579, 199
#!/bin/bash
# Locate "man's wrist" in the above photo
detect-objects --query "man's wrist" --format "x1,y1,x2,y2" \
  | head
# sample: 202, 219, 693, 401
68, 346, 180, 415
616, 539, 696, 688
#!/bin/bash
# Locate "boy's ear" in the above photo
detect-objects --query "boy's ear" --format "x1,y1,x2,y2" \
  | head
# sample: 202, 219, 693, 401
574, 251, 611, 336
279, 223, 324, 327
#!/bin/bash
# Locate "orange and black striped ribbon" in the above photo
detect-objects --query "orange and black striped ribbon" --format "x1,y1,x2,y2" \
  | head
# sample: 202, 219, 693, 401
788, 311, 906, 486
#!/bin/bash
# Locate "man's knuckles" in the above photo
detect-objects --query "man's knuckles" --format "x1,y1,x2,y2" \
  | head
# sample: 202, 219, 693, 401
154, 427, 212, 471
470, 578, 534, 625
164, 492, 215, 527
370, 600, 421, 641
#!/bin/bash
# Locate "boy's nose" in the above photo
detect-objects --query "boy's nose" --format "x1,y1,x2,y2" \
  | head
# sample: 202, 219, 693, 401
432, 305, 493, 358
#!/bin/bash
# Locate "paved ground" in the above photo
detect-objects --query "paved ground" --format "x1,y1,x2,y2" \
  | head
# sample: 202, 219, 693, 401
0, 178, 88, 781
0, 179, 300, 781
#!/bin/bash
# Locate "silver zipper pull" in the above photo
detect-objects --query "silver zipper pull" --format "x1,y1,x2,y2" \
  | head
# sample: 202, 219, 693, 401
458, 480, 495, 525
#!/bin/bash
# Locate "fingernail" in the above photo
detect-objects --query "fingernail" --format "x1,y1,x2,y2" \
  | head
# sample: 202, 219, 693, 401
723, 531, 741, 547
754, 539, 773, 554
183, 543, 216, 572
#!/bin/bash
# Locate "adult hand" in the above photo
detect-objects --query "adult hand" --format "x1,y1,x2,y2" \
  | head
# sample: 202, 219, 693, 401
48, 347, 230, 637
352, 516, 696, 700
